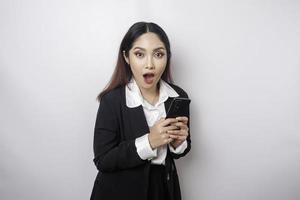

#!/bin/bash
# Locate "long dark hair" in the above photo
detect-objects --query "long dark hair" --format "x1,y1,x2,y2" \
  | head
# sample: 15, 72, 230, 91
96, 21, 174, 102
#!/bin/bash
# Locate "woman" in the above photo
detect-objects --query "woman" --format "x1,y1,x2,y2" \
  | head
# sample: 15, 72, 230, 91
90, 21, 191, 200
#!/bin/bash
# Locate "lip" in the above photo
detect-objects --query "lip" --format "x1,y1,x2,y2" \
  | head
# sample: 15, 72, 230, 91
143, 72, 155, 77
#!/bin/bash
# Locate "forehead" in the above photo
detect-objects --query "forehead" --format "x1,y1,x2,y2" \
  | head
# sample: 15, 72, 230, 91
132, 32, 166, 50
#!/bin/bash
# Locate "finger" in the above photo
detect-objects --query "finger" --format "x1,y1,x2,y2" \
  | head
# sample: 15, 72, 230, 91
169, 135, 186, 141
179, 124, 189, 131
171, 123, 188, 131
168, 130, 188, 136
169, 122, 181, 130
161, 118, 178, 127
168, 138, 174, 143
170, 135, 187, 140
172, 122, 187, 128
158, 117, 165, 122
179, 128, 189, 135
164, 125, 180, 132
167, 130, 181, 135
176, 116, 188, 123
169, 134, 178, 139
163, 134, 173, 143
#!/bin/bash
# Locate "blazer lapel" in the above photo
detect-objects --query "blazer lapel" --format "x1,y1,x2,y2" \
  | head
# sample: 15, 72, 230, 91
164, 96, 173, 115
126, 105, 150, 138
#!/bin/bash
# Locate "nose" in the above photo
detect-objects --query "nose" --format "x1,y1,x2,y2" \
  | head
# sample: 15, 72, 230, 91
145, 55, 154, 69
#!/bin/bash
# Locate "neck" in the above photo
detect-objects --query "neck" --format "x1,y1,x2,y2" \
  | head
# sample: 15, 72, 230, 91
140, 85, 157, 97
139, 83, 160, 105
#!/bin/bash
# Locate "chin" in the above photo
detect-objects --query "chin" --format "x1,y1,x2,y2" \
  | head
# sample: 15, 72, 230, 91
140, 82, 154, 89
142, 83, 153, 89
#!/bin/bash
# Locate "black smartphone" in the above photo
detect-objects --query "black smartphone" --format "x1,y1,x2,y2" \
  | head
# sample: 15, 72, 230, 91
166, 97, 191, 119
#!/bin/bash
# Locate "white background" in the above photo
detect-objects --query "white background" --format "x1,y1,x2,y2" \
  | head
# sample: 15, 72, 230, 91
1, 0, 300, 199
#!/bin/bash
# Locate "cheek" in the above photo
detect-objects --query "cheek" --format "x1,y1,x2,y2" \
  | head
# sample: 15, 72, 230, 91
129, 64, 143, 78
130, 65, 139, 74
155, 59, 167, 72
129, 58, 145, 71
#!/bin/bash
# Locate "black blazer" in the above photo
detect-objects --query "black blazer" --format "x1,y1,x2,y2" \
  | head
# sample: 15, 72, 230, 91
90, 83, 191, 200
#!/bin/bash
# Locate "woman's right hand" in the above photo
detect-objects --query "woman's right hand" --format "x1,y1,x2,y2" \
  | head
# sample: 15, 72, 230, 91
148, 117, 179, 149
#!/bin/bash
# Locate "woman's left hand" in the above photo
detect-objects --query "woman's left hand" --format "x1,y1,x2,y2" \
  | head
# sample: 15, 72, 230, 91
167, 116, 189, 149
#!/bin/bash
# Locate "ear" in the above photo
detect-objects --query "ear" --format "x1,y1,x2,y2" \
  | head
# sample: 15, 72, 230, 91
123, 50, 129, 65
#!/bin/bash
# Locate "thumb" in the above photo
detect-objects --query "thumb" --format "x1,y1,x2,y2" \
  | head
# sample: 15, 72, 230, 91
156, 117, 165, 125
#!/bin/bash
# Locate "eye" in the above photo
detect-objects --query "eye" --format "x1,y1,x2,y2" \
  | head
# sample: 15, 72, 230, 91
154, 52, 165, 58
134, 52, 144, 58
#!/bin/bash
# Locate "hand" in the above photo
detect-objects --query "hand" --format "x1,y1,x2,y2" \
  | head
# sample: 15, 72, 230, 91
168, 116, 189, 149
148, 118, 179, 149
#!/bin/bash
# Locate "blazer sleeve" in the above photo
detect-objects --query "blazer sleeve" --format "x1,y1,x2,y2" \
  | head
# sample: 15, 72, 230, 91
93, 95, 147, 173
169, 90, 192, 159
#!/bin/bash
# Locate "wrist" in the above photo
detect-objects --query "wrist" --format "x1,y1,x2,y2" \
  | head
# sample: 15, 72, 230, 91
147, 133, 155, 149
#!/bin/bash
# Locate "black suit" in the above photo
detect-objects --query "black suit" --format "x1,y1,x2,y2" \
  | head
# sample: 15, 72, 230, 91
90, 83, 191, 200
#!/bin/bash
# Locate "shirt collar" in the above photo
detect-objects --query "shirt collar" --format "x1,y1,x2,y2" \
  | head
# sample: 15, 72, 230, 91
125, 77, 179, 108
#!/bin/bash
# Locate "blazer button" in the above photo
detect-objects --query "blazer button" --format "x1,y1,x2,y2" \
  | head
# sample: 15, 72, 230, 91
166, 173, 170, 181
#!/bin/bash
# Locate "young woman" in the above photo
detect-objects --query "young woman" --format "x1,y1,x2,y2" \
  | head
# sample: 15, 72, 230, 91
90, 21, 191, 200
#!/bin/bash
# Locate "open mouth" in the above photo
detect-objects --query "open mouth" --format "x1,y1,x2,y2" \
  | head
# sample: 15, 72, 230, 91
143, 73, 155, 84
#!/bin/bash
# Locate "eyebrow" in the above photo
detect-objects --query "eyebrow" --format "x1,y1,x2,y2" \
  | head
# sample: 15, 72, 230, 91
133, 46, 166, 51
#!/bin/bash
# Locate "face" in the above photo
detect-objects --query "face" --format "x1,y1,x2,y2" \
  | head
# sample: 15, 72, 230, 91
123, 32, 167, 93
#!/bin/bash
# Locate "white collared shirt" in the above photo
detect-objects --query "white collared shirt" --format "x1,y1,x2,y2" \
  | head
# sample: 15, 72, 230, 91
126, 77, 188, 165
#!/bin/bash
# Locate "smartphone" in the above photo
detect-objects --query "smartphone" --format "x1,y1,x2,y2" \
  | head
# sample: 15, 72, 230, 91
166, 97, 191, 119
